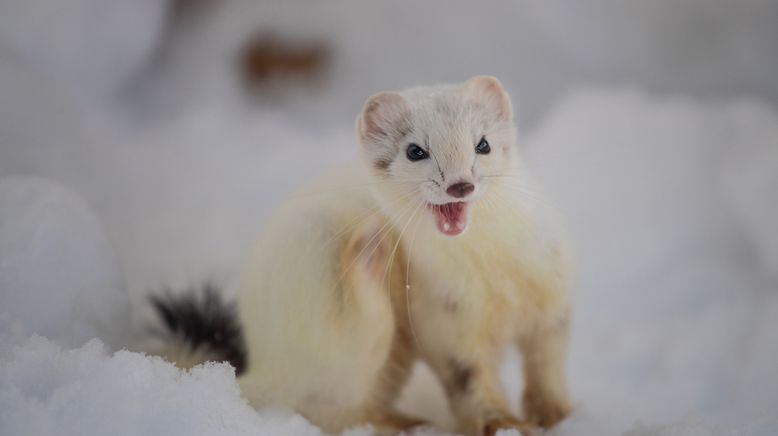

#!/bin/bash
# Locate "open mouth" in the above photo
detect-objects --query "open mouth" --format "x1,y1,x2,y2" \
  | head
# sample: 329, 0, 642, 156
429, 202, 470, 236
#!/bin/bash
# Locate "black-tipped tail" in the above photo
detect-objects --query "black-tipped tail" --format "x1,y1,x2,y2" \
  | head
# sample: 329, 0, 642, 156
149, 284, 246, 375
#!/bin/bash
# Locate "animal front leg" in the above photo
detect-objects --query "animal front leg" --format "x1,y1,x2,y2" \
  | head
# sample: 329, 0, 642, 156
425, 351, 535, 436
412, 299, 535, 436
518, 312, 573, 429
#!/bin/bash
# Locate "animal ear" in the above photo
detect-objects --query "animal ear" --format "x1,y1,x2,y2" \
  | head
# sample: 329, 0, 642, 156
463, 75, 513, 123
357, 92, 410, 145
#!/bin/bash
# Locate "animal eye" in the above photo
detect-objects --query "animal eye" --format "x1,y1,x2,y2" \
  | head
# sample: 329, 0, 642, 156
475, 137, 491, 154
406, 143, 429, 161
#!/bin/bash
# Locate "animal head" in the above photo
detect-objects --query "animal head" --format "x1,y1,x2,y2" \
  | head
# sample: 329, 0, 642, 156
357, 76, 517, 237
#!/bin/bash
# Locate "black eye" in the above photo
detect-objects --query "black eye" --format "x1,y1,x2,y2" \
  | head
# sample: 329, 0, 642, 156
406, 143, 429, 161
475, 137, 491, 155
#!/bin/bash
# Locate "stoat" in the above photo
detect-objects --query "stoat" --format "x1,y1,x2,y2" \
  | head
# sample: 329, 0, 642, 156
151, 76, 574, 436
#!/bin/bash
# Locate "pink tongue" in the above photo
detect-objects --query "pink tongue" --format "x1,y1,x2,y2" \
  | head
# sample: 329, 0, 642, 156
432, 202, 468, 236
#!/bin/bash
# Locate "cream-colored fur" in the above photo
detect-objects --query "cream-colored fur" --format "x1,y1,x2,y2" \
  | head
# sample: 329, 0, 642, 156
237, 76, 573, 436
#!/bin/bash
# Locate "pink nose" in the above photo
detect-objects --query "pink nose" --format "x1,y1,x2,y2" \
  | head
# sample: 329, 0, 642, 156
446, 182, 475, 198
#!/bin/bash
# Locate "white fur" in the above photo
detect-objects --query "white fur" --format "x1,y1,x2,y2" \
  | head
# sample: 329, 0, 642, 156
237, 77, 573, 435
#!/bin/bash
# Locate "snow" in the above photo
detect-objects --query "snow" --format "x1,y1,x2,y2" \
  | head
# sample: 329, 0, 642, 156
525, 91, 778, 435
1, 0, 778, 435
0, 178, 129, 350
0, 334, 324, 436
133, 0, 778, 126
0, 0, 166, 103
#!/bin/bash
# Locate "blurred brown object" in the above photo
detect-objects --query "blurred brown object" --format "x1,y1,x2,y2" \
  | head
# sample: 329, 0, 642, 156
239, 32, 330, 87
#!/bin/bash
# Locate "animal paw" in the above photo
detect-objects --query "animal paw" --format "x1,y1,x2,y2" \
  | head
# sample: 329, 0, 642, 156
371, 410, 431, 435
522, 388, 572, 429
482, 416, 537, 436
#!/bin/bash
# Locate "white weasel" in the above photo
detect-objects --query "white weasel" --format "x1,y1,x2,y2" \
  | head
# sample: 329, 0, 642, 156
236, 76, 574, 435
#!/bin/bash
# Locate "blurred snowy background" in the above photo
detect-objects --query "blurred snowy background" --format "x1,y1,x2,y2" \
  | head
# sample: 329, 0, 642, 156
1, 1, 777, 435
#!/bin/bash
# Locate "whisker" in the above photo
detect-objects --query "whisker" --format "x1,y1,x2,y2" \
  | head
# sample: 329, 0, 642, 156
318, 186, 421, 251
403, 197, 426, 355
289, 178, 429, 200
341, 195, 422, 308
382, 199, 425, 295
481, 177, 553, 208
482, 185, 535, 229
336, 195, 421, 308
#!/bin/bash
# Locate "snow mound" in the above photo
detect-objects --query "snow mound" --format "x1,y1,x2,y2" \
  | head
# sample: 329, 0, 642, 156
0, 335, 326, 436
718, 102, 778, 282
0, 177, 128, 349
525, 89, 778, 435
